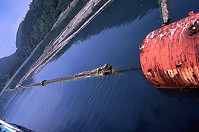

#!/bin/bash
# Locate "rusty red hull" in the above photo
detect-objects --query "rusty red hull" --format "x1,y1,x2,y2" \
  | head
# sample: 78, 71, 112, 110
140, 13, 199, 89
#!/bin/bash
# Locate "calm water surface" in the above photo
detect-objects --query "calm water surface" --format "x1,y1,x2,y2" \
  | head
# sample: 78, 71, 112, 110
1, 0, 199, 132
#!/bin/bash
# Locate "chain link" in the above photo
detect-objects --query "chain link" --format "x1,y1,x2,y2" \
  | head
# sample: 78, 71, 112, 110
188, 20, 199, 36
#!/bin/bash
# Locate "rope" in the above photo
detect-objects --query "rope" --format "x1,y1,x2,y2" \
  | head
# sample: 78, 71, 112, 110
114, 65, 141, 72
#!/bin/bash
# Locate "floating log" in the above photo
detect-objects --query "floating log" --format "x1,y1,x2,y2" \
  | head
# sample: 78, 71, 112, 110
8, 64, 140, 91
140, 12, 199, 89
9, 64, 112, 91
159, 0, 170, 24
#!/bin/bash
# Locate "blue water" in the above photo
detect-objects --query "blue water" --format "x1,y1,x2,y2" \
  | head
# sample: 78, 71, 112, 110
1, 0, 199, 132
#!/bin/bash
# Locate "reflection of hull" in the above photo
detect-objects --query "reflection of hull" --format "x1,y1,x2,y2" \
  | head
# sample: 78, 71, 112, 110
140, 13, 199, 89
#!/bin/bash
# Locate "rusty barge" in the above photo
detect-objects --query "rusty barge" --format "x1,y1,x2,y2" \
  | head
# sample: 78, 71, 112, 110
140, 12, 199, 89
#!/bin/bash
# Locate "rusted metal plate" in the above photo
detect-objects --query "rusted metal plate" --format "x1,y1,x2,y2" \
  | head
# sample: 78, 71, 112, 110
140, 12, 199, 89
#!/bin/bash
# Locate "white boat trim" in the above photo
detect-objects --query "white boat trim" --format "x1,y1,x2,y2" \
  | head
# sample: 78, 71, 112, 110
0, 119, 21, 132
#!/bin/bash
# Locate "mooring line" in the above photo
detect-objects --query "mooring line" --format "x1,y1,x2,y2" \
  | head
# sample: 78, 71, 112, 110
114, 65, 141, 72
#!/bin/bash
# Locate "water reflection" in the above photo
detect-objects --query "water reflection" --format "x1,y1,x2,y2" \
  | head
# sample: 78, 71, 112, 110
53, 0, 158, 60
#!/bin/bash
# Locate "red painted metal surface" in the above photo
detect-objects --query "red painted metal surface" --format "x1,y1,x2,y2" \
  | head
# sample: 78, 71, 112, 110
140, 12, 199, 89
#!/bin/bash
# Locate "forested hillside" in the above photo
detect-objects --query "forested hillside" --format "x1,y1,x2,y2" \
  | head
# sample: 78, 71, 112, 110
0, 0, 73, 89
16, 0, 73, 56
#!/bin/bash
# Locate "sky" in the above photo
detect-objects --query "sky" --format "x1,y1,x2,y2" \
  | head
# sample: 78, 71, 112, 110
0, 0, 32, 58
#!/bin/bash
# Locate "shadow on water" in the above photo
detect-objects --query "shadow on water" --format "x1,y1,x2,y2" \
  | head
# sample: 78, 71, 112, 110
158, 88, 199, 99
187, 120, 199, 132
